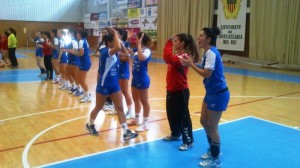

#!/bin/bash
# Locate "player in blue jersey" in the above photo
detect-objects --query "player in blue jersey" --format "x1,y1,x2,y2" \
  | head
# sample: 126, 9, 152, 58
73, 29, 91, 102
65, 28, 81, 95
57, 29, 69, 88
29, 31, 46, 77
129, 32, 152, 132
85, 27, 138, 140
47, 29, 61, 84
180, 27, 230, 168
114, 29, 134, 118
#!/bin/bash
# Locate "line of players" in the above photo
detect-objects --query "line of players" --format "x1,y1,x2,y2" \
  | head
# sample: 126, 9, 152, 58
30, 28, 92, 103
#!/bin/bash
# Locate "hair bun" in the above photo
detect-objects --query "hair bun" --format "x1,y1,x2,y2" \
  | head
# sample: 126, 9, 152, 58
212, 27, 221, 36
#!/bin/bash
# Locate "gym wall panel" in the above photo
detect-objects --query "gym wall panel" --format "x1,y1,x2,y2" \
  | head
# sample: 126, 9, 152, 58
0, 0, 83, 22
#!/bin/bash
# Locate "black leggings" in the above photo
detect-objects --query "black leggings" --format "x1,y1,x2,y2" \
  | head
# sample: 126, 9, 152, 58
44, 55, 53, 79
166, 89, 194, 144
8, 48, 18, 66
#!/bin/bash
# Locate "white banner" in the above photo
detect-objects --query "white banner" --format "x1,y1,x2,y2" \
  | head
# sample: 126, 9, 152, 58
216, 0, 247, 51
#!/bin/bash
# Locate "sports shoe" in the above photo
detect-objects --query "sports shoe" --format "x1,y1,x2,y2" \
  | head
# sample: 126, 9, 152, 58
199, 158, 222, 168
123, 129, 138, 140
80, 94, 92, 103
68, 87, 77, 94
201, 151, 222, 160
74, 90, 84, 97
179, 143, 193, 151
163, 135, 181, 141
85, 123, 99, 136
104, 103, 115, 111
135, 125, 149, 132
125, 111, 134, 119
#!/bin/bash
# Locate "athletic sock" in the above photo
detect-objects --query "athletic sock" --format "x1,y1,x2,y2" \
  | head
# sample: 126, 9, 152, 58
121, 123, 128, 133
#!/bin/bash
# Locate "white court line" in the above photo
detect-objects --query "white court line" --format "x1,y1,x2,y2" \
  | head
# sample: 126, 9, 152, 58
38, 116, 250, 168
0, 105, 90, 123
2, 95, 299, 123
249, 116, 300, 131
22, 116, 86, 168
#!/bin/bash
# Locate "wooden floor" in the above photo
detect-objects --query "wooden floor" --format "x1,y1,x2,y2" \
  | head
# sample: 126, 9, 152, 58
0, 48, 300, 168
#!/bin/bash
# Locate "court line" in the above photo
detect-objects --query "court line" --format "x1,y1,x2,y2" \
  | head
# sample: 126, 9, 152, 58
0, 91, 299, 157
22, 116, 87, 168
38, 116, 251, 168
1, 94, 299, 123
0, 105, 90, 122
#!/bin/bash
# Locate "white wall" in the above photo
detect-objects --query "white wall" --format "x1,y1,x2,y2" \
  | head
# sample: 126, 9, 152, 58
0, 0, 83, 22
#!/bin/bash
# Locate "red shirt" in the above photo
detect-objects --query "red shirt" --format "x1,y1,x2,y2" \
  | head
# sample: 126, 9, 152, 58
42, 39, 52, 55
163, 40, 189, 92
0, 37, 8, 50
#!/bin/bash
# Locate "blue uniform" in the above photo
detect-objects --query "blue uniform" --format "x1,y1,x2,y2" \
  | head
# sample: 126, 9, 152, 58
34, 37, 43, 57
78, 38, 91, 71
58, 39, 68, 63
96, 48, 120, 95
97, 44, 106, 73
131, 48, 151, 89
118, 41, 130, 79
52, 37, 59, 59
67, 38, 80, 66
201, 46, 230, 111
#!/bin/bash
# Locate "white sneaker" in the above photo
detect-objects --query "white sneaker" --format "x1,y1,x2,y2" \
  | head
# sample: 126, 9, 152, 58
135, 125, 149, 132
201, 151, 222, 160
199, 158, 222, 168
80, 94, 92, 103
125, 111, 135, 119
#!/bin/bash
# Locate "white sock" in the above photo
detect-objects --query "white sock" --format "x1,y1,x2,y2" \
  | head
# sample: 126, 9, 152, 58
127, 104, 133, 114
143, 117, 149, 127
89, 119, 95, 125
121, 123, 128, 133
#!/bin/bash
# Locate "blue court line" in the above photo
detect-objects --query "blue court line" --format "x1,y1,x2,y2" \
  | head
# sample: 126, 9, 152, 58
0, 57, 299, 83
41, 117, 300, 168
151, 57, 300, 84
0, 69, 44, 83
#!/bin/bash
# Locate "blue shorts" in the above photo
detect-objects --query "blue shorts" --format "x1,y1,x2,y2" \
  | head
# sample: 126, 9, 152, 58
96, 84, 120, 96
119, 71, 130, 79
119, 61, 130, 79
52, 52, 59, 59
36, 50, 43, 57
131, 75, 150, 89
68, 55, 80, 66
60, 53, 68, 64
79, 62, 91, 71
204, 90, 230, 112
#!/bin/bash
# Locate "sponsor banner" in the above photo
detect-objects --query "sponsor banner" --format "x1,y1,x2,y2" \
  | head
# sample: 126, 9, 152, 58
90, 21, 99, 29
93, 29, 100, 36
146, 6, 157, 17
143, 29, 157, 41
116, 0, 128, 9
91, 13, 99, 21
140, 17, 157, 30
84, 21, 91, 29
99, 20, 110, 29
140, 8, 146, 17
216, 0, 247, 51
98, 12, 108, 20
118, 19, 129, 28
145, 0, 158, 7
128, 18, 141, 28
128, 8, 140, 18
110, 19, 119, 28
128, 0, 141, 8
